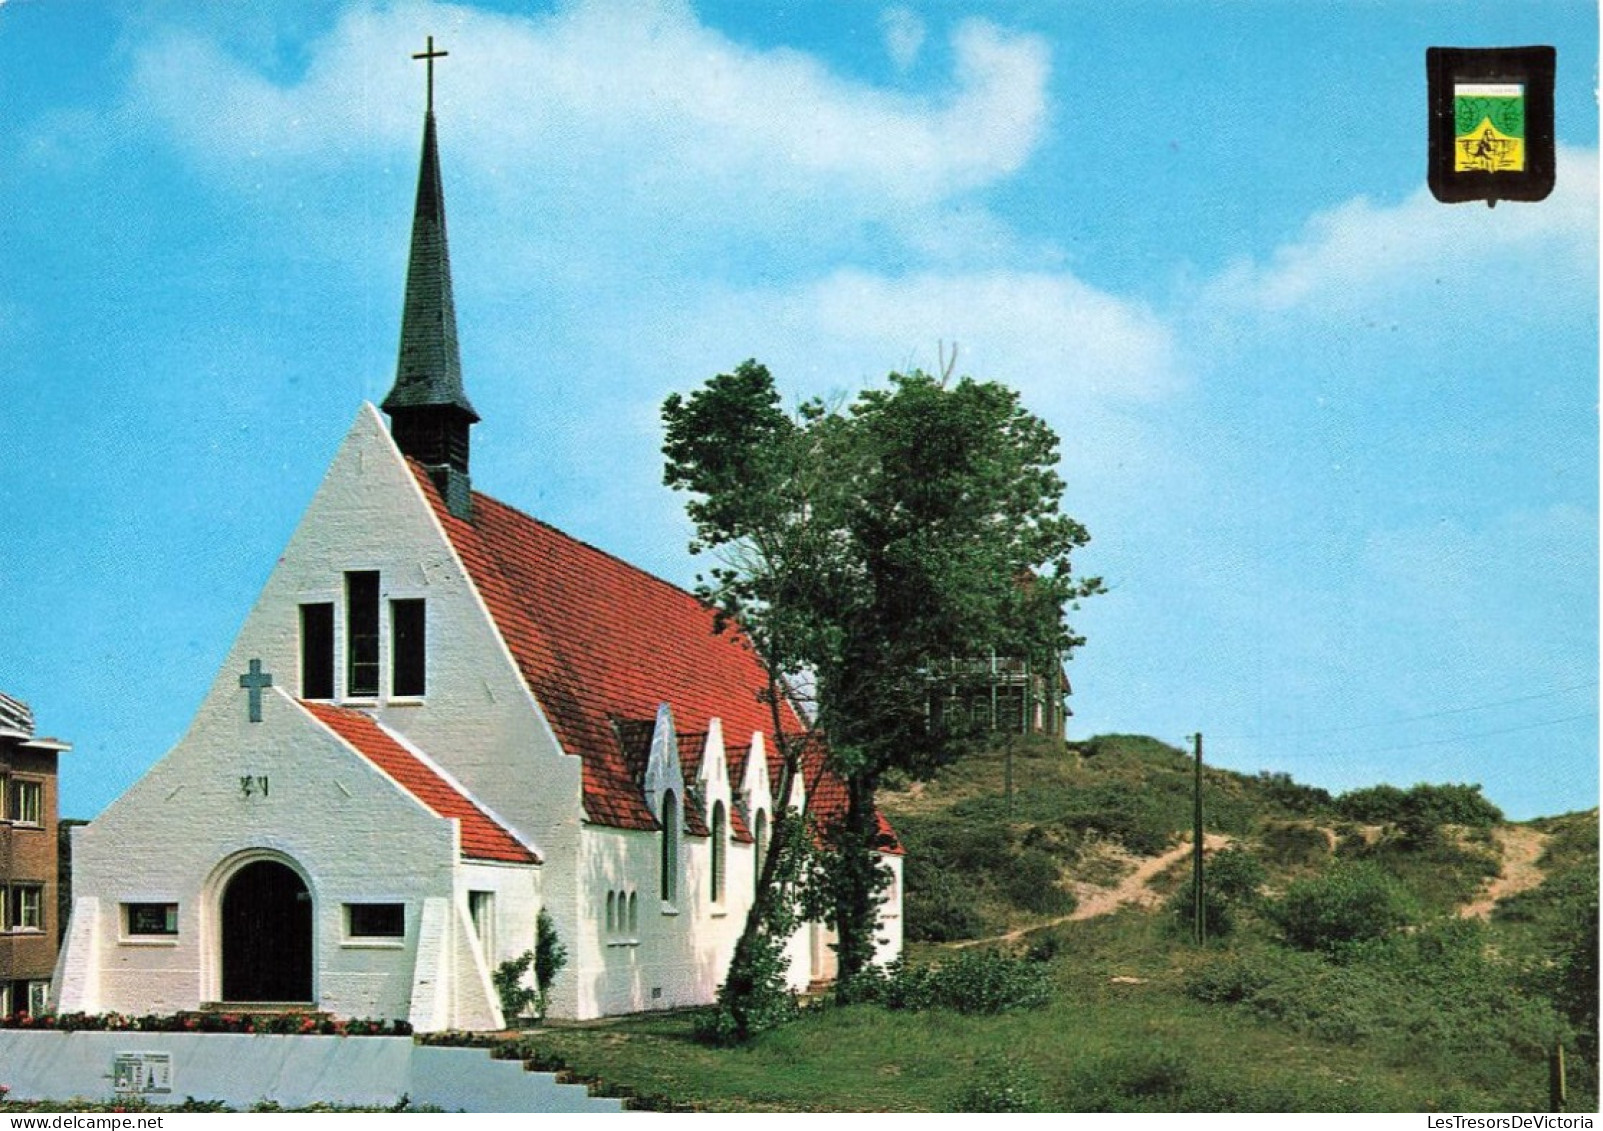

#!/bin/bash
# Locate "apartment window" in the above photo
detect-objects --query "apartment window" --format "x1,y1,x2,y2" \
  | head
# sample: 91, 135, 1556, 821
27, 981, 48, 1016
7, 779, 41, 825
125, 903, 179, 936
346, 571, 380, 697
345, 902, 404, 939
391, 599, 427, 697
5, 885, 43, 931
300, 603, 335, 699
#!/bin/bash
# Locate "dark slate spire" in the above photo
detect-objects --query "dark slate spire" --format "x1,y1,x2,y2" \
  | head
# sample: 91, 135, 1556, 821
385, 39, 478, 521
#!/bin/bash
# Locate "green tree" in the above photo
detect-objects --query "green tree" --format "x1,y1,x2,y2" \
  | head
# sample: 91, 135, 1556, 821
662, 359, 1099, 1031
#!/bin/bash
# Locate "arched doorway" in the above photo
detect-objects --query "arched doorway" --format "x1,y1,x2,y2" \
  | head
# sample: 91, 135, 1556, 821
220, 859, 313, 1003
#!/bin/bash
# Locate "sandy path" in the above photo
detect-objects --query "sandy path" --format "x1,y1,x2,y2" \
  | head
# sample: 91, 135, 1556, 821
1460, 826, 1549, 919
949, 832, 1231, 949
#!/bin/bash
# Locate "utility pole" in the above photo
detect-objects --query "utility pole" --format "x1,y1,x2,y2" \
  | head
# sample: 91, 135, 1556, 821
1192, 732, 1205, 946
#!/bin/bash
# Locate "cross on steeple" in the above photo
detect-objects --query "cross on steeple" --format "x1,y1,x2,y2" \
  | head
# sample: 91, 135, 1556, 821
239, 658, 273, 723
387, 33, 477, 521
413, 35, 448, 114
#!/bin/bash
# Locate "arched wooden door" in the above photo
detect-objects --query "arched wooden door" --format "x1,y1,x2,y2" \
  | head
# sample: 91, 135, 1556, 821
220, 859, 313, 1003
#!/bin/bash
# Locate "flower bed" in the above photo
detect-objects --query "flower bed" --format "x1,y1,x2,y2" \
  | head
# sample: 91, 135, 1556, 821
0, 1011, 411, 1036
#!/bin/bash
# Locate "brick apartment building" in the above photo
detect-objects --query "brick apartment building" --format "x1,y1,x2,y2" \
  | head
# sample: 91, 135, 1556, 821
0, 691, 69, 1015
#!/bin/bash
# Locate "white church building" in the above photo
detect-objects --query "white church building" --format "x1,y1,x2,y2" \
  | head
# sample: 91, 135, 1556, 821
52, 59, 902, 1030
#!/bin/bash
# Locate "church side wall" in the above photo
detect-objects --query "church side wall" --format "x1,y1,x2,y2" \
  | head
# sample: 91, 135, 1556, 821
573, 825, 761, 1019
65, 693, 459, 1023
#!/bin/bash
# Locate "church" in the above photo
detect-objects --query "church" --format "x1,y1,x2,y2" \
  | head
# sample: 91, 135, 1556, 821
51, 48, 902, 1029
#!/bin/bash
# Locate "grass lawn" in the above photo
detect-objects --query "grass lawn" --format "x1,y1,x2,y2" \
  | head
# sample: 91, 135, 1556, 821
517, 910, 1572, 1112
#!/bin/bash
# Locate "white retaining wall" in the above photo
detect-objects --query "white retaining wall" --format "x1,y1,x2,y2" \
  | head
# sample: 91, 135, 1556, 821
0, 1032, 623, 1113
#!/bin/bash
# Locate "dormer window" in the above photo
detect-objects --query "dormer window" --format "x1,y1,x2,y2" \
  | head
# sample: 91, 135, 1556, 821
346, 571, 381, 698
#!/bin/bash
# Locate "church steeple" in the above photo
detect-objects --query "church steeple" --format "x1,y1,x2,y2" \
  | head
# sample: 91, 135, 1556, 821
384, 37, 478, 521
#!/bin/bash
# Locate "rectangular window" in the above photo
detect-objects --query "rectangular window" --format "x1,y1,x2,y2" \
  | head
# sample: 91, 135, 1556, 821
300, 603, 335, 699
27, 981, 48, 1016
345, 902, 404, 939
391, 599, 427, 697
125, 903, 179, 936
0, 982, 10, 1017
345, 571, 380, 698
468, 890, 495, 961
7, 886, 43, 931
7, 779, 41, 825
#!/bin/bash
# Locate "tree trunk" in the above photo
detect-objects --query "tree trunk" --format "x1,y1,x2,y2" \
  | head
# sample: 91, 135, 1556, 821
832, 773, 883, 994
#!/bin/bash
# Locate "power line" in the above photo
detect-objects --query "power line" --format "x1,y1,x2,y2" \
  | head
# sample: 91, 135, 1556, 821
1217, 709, 1597, 765
1209, 679, 1597, 743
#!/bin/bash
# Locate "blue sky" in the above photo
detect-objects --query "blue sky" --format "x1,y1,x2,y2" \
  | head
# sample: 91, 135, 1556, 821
0, 0, 1595, 821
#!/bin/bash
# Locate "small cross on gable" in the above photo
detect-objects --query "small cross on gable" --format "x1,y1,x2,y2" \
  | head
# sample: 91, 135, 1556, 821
239, 658, 273, 723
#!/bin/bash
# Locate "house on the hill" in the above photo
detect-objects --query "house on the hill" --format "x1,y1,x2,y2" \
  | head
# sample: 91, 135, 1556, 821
52, 57, 901, 1029
926, 652, 1071, 739
1, 692, 70, 1016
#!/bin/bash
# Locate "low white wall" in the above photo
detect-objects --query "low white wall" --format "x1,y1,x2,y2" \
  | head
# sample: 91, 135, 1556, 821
0, 1032, 623, 1113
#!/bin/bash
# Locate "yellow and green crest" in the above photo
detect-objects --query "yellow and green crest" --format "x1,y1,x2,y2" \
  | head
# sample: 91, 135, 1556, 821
1454, 83, 1525, 173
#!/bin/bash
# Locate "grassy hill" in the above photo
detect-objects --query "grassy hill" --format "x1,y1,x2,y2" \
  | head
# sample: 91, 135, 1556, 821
510, 734, 1598, 1112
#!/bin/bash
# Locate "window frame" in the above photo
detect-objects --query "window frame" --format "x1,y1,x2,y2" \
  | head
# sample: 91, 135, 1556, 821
7, 778, 43, 826
343, 901, 405, 945
390, 598, 427, 698
299, 602, 336, 700
710, 800, 727, 906
660, 790, 679, 909
345, 571, 381, 699
123, 902, 180, 939
5, 884, 44, 932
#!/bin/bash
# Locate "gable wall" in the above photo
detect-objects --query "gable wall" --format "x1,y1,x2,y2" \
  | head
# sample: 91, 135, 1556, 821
199, 406, 585, 968
63, 690, 462, 1021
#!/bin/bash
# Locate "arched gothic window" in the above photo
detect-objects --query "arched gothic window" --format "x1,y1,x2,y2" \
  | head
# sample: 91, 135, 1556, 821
754, 810, 769, 881
628, 891, 639, 933
660, 789, 679, 904
711, 801, 727, 904
606, 890, 616, 933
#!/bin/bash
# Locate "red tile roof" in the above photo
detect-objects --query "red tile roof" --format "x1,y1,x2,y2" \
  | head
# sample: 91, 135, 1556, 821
303, 701, 539, 865
411, 465, 898, 854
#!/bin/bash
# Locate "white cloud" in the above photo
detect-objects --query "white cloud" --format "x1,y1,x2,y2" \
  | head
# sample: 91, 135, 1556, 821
127, 0, 1049, 212
1203, 146, 1598, 319
880, 6, 925, 72
679, 268, 1178, 409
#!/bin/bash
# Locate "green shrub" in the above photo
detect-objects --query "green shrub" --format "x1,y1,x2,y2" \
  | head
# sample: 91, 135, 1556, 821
1253, 771, 1335, 815
1059, 787, 1174, 856
951, 1055, 1042, 1112
1068, 1049, 1191, 1111
1185, 950, 1282, 1004
1167, 847, 1265, 938
1272, 861, 1418, 952
533, 909, 568, 1016
867, 949, 1052, 1015
493, 952, 539, 1022
1002, 848, 1076, 915
1336, 782, 1503, 829
904, 869, 987, 942
1259, 821, 1332, 869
